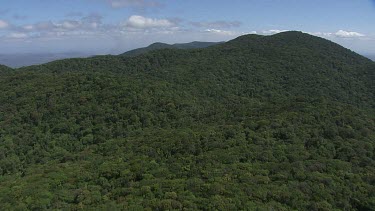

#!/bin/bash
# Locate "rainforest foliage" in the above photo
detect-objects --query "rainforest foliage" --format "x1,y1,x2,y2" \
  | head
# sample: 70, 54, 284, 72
0, 31, 375, 210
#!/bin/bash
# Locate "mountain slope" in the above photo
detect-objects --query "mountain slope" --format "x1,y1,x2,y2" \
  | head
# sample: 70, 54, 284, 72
0, 64, 12, 74
26, 31, 375, 108
121, 41, 221, 57
0, 31, 374, 210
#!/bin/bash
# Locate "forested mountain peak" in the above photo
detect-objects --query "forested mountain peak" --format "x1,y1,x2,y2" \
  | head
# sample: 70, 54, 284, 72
0, 32, 375, 210
224, 31, 314, 45
225, 31, 367, 60
148, 42, 171, 48
16, 32, 375, 108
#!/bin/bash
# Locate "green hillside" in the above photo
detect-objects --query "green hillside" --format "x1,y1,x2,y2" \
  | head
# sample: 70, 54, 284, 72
121, 41, 221, 57
0, 31, 374, 210
0, 64, 11, 73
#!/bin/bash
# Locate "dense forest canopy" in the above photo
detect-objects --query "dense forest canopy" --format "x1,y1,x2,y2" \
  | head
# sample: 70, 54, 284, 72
0, 31, 374, 210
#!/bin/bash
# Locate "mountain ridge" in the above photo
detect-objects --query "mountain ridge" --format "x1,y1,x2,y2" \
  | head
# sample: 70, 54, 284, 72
3, 31, 373, 69
120, 41, 222, 57
15, 31, 375, 109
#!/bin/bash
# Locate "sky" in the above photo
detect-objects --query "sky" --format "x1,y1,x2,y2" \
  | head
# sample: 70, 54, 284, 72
0, 0, 374, 55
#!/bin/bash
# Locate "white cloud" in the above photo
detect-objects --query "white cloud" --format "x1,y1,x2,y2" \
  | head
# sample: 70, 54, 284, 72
124, 15, 175, 29
334, 30, 365, 38
18, 14, 104, 35
304, 30, 365, 39
306, 31, 333, 37
0, 20, 9, 29
205, 29, 237, 36
262, 29, 288, 34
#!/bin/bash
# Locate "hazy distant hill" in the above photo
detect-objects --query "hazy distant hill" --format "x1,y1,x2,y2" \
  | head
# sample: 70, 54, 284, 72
0, 52, 91, 68
121, 41, 221, 57
366, 54, 375, 61
0, 42, 219, 68
0, 31, 374, 210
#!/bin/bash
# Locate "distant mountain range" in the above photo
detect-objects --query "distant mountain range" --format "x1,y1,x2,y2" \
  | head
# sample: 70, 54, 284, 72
0, 52, 91, 68
1, 41, 371, 68
0, 42, 221, 68
366, 55, 375, 61
121, 41, 221, 57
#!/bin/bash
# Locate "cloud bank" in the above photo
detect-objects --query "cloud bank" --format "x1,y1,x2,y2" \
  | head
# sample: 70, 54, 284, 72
334, 30, 365, 38
0, 10, 370, 55
123, 15, 175, 29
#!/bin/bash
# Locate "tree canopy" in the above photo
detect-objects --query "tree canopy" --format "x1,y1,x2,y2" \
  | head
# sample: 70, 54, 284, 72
0, 31, 374, 210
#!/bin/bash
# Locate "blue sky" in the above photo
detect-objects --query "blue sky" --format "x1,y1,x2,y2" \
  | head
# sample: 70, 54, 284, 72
0, 0, 374, 55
